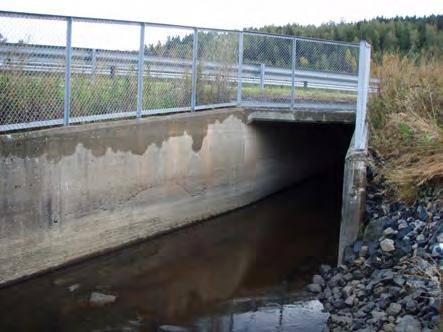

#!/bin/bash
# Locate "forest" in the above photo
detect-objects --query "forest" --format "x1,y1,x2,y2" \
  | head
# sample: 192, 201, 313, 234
145, 15, 443, 62
143, 15, 442, 75
253, 15, 442, 59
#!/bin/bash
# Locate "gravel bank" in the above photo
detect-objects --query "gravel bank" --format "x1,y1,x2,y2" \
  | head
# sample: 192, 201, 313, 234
307, 155, 442, 331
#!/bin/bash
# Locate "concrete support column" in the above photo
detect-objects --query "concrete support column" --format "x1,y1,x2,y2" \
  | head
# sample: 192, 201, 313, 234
338, 140, 367, 264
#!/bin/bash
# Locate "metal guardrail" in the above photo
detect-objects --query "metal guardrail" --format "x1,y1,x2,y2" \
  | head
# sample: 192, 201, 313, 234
0, 43, 361, 91
0, 11, 372, 133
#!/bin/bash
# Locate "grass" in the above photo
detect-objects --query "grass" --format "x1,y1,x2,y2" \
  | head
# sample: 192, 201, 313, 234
0, 68, 359, 126
0, 71, 65, 123
368, 54, 443, 201
242, 84, 356, 102
71, 75, 137, 116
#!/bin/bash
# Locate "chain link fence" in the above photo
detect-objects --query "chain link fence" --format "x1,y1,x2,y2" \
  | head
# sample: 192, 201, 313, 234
70, 19, 139, 123
242, 33, 293, 107
197, 30, 238, 107
142, 25, 194, 115
0, 13, 67, 130
0, 11, 362, 132
295, 39, 359, 108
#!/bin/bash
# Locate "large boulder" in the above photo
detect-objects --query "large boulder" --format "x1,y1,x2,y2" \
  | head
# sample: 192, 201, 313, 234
363, 217, 388, 242
395, 315, 421, 332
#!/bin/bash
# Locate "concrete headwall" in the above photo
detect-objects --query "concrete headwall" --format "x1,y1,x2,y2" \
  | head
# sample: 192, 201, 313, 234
338, 129, 369, 264
0, 108, 351, 285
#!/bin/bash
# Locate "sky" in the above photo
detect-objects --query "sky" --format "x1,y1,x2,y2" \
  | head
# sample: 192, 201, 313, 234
1, 0, 442, 29
0, 0, 441, 50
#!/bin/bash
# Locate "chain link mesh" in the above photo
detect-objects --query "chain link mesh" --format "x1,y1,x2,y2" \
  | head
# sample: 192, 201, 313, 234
0, 13, 66, 129
296, 39, 359, 107
70, 20, 139, 123
196, 30, 238, 106
142, 26, 193, 114
296, 39, 358, 74
0, 12, 362, 132
242, 33, 293, 106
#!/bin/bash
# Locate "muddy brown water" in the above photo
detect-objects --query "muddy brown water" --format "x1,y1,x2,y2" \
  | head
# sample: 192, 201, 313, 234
0, 167, 344, 332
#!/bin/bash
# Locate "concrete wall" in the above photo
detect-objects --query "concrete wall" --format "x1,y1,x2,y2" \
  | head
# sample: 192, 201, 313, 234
338, 129, 368, 264
0, 108, 351, 285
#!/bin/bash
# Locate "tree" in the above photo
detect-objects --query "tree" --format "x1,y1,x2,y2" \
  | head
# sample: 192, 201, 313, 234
299, 56, 309, 68
344, 48, 357, 72
142, 15, 442, 68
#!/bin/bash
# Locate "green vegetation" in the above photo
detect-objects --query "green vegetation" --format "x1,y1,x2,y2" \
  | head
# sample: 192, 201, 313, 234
0, 69, 354, 125
1, 28, 358, 125
242, 85, 356, 102
253, 15, 443, 60
154, 15, 442, 71
0, 71, 65, 122
151, 30, 360, 74
71, 74, 137, 116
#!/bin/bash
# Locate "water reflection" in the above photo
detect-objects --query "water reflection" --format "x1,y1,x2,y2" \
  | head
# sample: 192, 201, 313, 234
195, 298, 329, 332
0, 168, 343, 332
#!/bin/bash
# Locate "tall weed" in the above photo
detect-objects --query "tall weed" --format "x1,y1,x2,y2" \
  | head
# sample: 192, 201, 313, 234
368, 54, 443, 200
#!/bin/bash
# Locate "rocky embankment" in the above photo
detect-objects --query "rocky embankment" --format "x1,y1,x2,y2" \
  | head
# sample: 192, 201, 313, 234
307, 160, 442, 331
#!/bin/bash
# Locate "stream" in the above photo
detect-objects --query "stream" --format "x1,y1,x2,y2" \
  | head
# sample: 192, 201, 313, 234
0, 166, 344, 332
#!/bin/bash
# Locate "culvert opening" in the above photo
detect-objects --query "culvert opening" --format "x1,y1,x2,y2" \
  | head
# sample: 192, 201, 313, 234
0, 122, 354, 331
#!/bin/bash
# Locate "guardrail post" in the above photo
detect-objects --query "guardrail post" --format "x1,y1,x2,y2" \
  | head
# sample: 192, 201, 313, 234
237, 31, 244, 106
63, 17, 73, 126
136, 23, 145, 118
354, 41, 371, 150
191, 27, 198, 112
291, 38, 297, 109
91, 48, 97, 83
259, 63, 265, 90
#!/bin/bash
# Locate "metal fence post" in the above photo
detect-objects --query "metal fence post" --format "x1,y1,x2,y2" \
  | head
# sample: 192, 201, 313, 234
136, 23, 145, 118
237, 31, 244, 106
191, 27, 198, 112
63, 17, 72, 126
291, 38, 297, 109
354, 41, 371, 150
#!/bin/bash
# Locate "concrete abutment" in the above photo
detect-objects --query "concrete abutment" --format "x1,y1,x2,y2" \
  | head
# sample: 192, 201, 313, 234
0, 108, 354, 285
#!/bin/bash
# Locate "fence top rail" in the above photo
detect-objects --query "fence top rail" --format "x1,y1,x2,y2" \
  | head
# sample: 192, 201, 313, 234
0, 10, 361, 47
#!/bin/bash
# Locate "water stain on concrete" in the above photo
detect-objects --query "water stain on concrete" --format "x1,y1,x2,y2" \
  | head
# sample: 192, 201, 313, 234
0, 109, 248, 162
